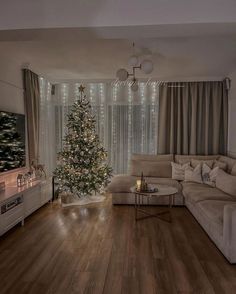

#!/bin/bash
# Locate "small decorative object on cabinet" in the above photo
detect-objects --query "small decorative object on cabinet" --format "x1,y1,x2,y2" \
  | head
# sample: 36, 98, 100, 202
16, 174, 24, 187
31, 160, 46, 179
0, 182, 5, 192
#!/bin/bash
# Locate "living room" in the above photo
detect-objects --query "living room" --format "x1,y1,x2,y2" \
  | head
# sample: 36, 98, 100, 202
0, 1, 236, 293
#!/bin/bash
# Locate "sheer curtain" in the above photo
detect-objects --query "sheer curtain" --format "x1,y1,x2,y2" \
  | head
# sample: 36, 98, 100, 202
39, 80, 159, 174
39, 77, 56, 175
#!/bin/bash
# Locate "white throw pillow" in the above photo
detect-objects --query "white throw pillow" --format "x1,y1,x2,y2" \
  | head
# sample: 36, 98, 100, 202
191, 159, 214, 169
232, 164, 236, 176
171, 162, 190, 181
213, 160, 227, 171
202, 163, 219, 187
216, 169, 236, 196
184, 164, 203, 184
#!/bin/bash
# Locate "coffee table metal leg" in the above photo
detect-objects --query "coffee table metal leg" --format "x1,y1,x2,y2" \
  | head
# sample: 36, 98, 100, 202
133, 191, 175, 223
169, 194, 173, 222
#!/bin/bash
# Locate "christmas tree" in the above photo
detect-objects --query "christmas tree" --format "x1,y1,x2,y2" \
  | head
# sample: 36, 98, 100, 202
0, 112, 25, 172
54, 85, 112, 198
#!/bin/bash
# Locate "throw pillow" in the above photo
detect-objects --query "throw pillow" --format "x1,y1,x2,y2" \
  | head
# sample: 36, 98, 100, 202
179, 159, 191, 165
202, 163, 219, 187
213, 160, 227, 171
191, 159, 214, 169
231, 164, 236, 176
216, 169, 236, 196
184, 164, 203, 184
171, 162, 190, 181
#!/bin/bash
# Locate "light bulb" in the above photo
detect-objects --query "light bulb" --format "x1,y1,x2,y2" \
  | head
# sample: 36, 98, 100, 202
141, 60, 153, 74
116, 68, 129, 81
128, 55, 139, 67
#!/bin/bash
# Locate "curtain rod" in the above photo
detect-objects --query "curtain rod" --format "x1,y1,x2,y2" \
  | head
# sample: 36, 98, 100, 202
49, 77, 227, 85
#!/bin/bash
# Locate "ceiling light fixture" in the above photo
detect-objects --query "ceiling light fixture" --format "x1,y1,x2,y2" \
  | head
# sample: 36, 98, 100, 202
116, 43, 154, 92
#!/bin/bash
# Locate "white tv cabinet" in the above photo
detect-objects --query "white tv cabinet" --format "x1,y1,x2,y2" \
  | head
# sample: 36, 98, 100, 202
0, 179, 52, 236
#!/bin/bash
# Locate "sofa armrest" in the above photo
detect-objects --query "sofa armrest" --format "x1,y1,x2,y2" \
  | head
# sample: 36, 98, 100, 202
223, 203, 236, 263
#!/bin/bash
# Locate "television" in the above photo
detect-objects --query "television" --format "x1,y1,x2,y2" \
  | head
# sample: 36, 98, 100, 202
0, 111, 26, 173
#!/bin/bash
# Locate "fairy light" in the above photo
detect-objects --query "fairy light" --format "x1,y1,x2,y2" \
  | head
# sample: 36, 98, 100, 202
39, 77, 46, 155
111, 83, 118, 172
74, 83, 80, 101
41, 80, 160, 175
151, 82, 157, 153
61, 83, 69, 143
140, 82, 145, 153
127, 84, 133, 164
99, 83, 105, 143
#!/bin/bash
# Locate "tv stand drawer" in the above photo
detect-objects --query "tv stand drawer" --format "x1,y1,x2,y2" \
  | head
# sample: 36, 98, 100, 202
0, 195, 24, 235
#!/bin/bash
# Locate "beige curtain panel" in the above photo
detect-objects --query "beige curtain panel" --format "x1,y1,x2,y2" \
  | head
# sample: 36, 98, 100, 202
22, 69, 40, 165
158, 81, 228, 155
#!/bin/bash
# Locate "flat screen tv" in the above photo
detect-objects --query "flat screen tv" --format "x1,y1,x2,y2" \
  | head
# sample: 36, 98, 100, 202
0, 111, 26, 173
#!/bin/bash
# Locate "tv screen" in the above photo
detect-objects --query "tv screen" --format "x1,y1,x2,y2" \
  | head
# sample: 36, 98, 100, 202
0, 111, 26, 172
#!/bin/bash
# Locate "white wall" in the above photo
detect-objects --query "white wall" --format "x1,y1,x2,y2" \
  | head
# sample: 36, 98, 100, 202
228, 70, 236, 157
0, 57, 24, 114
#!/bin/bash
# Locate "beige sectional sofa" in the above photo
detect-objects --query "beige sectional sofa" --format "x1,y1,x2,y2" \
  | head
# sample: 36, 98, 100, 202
107, 154, 236, 263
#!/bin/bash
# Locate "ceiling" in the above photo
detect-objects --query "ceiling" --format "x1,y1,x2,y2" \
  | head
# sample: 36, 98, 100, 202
1, 0, 236, 30
0, 0, 236, 82
0, 33, 236, 82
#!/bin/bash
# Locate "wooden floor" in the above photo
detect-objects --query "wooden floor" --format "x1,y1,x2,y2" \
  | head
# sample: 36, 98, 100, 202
0, 196, 236, 294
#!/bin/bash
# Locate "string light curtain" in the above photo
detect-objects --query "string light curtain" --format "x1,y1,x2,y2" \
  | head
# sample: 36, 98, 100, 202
40, 80, 159, 174
39, 77, 55, 175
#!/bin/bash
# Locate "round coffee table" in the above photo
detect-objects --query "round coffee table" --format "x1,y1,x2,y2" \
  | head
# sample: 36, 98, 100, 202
130, 185, 178, 222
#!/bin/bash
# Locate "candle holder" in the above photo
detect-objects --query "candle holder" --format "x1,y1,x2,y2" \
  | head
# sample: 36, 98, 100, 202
136, 172, 158, 193
17, 174, 25, 187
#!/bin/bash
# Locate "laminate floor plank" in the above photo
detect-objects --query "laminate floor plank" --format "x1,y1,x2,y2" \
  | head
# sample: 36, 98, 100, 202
0, 196, 236, 294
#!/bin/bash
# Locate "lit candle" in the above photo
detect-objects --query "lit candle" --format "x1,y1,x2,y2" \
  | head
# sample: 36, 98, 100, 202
136, 180, 141, 191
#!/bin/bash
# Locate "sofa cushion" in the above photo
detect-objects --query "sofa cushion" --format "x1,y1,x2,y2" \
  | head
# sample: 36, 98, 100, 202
196, 200, 236, 237
191, 159, 214, 169
131, 154, 174, 162
216, 169, 236, 197
107, 175, 182, 193
213, 160, 227, 171
231, 164, 236, 176
182, 182, 234, 203
184, 164, 203, 184
129, 160, 172, 178
218, 156, 236, 173
175, 154, 219, 164
197, 201, 224, 225
171, 162, 190, 181
107, 175, 136, 193
202, 164, 219, 187
197, 200, 236, 226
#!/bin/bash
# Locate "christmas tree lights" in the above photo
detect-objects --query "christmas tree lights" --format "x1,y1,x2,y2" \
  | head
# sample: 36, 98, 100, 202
0, 112, 25, 172
54, 85, 112, 198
